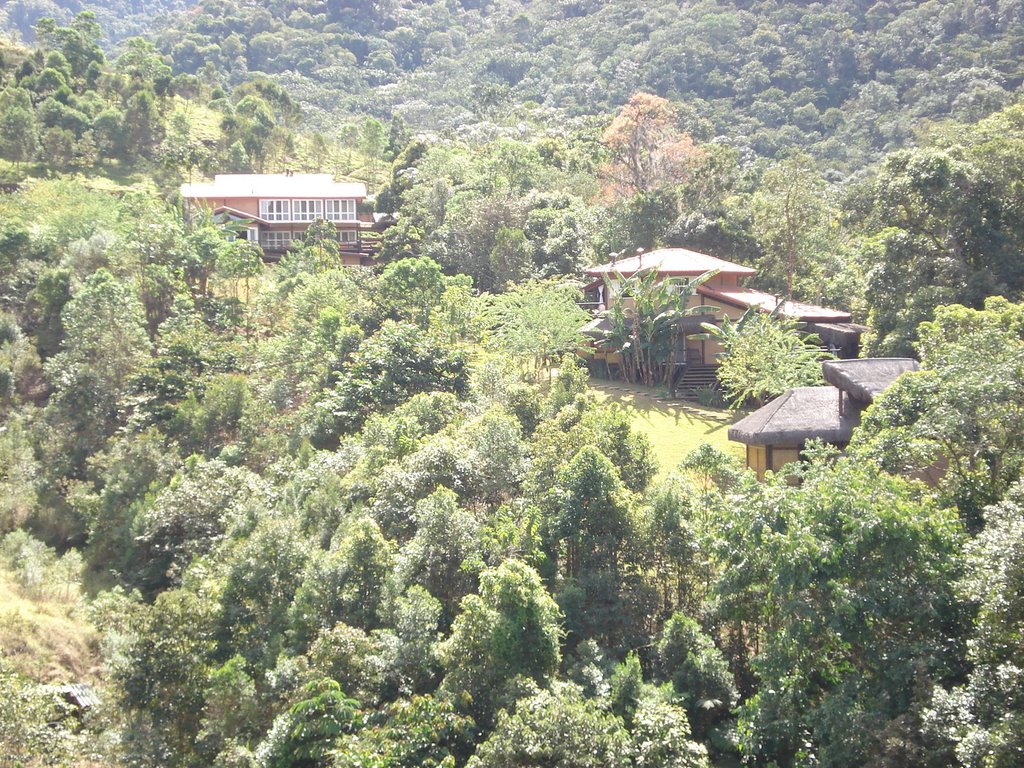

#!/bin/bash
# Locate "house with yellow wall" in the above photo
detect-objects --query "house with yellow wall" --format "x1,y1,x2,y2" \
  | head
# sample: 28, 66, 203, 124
581, 247, 865, 392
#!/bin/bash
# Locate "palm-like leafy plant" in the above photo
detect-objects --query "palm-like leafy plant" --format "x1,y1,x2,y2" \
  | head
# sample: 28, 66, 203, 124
595, 267, 718, 387
700, 307, 832, 408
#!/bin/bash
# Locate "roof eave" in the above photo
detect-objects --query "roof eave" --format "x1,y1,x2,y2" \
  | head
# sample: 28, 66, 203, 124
728, 425, 855, 447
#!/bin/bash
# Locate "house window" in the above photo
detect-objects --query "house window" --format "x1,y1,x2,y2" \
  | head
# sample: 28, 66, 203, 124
260, 199, 290, 221
337, 229, 358, 244
261, 231, 292, 249
292, 199, 323, 222
325, 199, 356, 222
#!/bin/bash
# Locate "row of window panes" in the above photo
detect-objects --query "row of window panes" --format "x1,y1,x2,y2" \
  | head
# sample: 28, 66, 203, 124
259, 199, 356, 222
260, 230, 358, 248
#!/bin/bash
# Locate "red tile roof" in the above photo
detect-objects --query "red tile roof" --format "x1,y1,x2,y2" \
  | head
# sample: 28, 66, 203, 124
586, 248, 757, 278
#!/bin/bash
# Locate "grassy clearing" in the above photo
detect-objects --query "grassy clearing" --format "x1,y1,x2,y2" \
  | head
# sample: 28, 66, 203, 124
589, 379, 745, 478
76, 165, 157, 193
0, 159, 157, 193
170, 96, 223, 143
0, 570, 101, 684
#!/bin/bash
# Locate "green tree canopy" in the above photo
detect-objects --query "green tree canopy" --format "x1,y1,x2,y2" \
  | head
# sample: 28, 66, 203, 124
855, 298, 1024, 527
714, 458, 965, 767
469, 685, 631, 768
485, 278, 590, 377
925, 482, 1024, 767
439, 559, 562, 726
702, 309, 830, 408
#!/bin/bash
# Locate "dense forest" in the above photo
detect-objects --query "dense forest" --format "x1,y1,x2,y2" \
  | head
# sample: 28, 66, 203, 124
4, 0, 1024, 169
2, 4, 1024, 768
0, 0, 189, 45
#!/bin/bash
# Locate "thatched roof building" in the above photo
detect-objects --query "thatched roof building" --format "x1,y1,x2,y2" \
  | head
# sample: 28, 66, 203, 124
821, 358, 920, 403
728, 387, 863, 447
729, 358, 919, 478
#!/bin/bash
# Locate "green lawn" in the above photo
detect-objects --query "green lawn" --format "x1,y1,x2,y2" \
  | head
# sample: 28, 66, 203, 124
589, 379, 745, 478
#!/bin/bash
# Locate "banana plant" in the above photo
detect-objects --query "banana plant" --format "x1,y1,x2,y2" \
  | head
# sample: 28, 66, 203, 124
595, 266, 719, 386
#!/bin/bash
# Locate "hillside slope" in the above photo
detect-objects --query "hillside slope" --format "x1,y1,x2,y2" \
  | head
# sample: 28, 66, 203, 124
140, 0, 1024, 168
0, 0, 192, 45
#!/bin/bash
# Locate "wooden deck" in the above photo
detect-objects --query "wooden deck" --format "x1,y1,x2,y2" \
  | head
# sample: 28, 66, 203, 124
259, 240, 379, 264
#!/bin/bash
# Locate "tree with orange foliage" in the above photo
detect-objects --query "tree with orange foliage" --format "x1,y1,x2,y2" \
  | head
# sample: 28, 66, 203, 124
601, 93, 697, 199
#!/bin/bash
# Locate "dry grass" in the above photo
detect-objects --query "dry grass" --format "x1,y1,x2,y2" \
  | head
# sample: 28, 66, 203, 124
0, 570, 101, 684
589, 378, 745, 478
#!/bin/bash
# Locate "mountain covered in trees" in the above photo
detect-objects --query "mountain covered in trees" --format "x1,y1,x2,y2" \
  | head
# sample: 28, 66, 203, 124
4, 0, 1024, 168
0, 0, 190, 45
24, 0, 1020, 169
2, 5, 1024, 768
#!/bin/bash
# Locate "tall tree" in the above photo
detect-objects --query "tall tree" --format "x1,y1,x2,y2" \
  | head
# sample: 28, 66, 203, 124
396, 487, 482, 628
751, 153, 835, 301
485, 278, 590, 378
376, 256, 447, 328
714, 458, 965, 768
855, 298, 1024, 528
123, 89, 163, 161
45, 268, 149, 409
469, 685, 632, 768
861, 145, 1018, 356
360, 117, 386, 191
439, 559, 562, 727
289, 516, 394, 648
925, 482, 1024, 767
0, 104, 38, 168
548, 445, 638, 651
601, 92, 696, 198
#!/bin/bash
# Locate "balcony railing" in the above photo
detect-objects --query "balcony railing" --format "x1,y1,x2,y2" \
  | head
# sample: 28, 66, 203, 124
258, 239, 379, 263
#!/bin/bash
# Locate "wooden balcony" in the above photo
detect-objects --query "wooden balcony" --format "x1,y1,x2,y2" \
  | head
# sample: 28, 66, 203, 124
259, 237, 380, 265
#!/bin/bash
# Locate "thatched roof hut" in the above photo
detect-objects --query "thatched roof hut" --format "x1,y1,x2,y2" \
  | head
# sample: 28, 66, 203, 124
728, 357, 919, 479
728, 387, 863, 447
821, 358, 920, 403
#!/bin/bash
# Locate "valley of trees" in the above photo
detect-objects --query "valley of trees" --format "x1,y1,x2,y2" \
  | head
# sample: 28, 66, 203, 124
1, 5, 1024, 768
